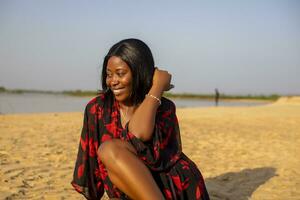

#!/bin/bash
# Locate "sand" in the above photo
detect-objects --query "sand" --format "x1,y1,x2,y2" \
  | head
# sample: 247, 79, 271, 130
0, 97, 299, 200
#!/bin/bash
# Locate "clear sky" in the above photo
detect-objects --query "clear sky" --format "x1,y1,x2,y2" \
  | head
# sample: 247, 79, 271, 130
1, 0, 299, 95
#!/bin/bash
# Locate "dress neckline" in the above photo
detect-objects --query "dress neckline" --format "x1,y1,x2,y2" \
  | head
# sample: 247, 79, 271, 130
114, 99, 128, 130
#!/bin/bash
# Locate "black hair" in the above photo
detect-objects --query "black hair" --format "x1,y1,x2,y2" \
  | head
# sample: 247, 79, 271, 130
101, 38, 155, 105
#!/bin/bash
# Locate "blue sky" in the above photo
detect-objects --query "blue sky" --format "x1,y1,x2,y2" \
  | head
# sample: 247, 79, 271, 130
0, 0, 299, 95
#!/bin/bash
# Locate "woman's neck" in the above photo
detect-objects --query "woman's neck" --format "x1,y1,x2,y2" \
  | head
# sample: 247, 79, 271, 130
118, 102, 138, 127
119, 100, 137, 114
119, 101, 134, 109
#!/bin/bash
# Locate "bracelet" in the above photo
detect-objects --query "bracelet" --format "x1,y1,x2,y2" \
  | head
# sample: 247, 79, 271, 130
146, 94, 161, 105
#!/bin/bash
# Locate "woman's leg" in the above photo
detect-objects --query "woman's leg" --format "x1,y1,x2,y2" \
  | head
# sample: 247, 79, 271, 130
98, 139, 164, 200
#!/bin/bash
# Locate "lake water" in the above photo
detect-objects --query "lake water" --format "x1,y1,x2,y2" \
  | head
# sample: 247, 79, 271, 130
0, 93, 270, 114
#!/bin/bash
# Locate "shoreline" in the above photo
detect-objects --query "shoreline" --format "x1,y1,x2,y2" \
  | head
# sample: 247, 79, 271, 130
0, 94, 273, 115
0, 90, 281, 101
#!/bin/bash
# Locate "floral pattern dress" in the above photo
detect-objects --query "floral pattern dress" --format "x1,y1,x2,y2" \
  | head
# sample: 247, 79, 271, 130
71, 93, 210, 200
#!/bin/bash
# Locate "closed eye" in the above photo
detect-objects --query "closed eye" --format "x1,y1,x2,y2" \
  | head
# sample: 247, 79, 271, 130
106, 73, 112, 78
117, 72, 125, 77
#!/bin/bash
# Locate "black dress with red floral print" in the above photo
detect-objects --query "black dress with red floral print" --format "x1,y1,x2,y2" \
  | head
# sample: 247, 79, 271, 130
71, 93, 210, 200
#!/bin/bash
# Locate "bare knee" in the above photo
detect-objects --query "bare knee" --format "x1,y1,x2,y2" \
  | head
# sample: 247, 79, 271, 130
98, 139, 137, 166
98, 139, 119, 164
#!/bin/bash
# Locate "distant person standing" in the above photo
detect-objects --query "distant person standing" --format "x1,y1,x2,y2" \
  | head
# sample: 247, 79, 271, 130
215, 88, 220, 107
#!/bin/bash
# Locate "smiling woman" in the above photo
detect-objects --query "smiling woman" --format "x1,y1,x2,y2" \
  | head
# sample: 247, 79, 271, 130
71, 38, 210, 200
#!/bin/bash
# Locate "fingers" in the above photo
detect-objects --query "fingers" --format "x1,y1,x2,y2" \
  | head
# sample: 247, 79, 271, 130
154, 67, 168, 74
153, 67, 174, 91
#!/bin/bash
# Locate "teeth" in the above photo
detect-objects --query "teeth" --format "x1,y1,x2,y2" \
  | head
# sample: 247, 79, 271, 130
113, 89, 122, 95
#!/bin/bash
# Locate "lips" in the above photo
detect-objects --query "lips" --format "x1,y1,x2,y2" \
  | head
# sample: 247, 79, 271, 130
111, 88, 125, 95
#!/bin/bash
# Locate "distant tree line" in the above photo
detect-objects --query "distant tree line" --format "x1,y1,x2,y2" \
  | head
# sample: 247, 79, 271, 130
0, 86, 281, 101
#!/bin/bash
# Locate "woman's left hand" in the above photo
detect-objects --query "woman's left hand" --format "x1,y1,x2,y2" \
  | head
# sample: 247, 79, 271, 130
152, 68, 173, 92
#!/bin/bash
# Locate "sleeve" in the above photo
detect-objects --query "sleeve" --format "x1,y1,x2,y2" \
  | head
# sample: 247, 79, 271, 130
71, 104, 104, 200
120, 98, 182, 171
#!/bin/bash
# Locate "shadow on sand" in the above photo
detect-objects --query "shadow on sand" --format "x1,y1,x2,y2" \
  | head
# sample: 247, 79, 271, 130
205, 167, 277, 200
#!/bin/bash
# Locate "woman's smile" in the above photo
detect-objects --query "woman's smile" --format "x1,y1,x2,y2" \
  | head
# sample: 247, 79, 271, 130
111, 87, 126, 96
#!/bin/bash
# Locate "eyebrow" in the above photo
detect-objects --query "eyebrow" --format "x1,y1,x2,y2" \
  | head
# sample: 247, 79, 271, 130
106, 67, 127, 72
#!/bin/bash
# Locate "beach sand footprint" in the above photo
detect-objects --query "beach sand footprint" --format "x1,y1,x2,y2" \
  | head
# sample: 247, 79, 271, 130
205, 167, 277, 200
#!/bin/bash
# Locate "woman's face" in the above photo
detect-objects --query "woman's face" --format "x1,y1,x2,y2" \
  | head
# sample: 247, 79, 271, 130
106, 56, 133, 104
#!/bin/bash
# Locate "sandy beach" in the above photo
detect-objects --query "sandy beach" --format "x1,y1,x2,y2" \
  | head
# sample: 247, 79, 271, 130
0, 97, 299, 200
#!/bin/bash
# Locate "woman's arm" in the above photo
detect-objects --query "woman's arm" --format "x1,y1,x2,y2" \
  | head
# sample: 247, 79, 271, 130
128, 69, 172, 141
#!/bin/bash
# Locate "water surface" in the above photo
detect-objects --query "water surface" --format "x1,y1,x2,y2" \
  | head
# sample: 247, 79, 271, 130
0, 93, 270, 114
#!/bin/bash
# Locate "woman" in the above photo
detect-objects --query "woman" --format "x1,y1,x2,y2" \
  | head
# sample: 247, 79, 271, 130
71, 38, 210, 200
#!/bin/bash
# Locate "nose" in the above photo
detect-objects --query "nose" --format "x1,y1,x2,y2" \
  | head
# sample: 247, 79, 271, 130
111, 74, 119, 86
